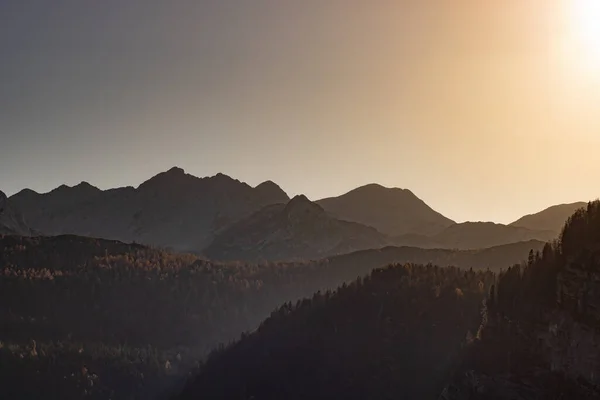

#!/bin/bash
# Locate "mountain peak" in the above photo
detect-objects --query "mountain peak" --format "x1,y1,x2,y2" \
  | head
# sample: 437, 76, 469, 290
316, 185, 454, 236
211, 172, 237, 182
510, 201, 588, 234
166, 166, 185, 175
255, 180, 289, 203
74, 181, 100, 193
284, 195, 324, 217
207, 173, 248, 191
138, 167, 197, 191
358, 183, 387, 190
287, 194, 311, 205
11, 188, 39, 198
353, 183, 414, 196
256, 180, 278, 188
51, 181, 101, 197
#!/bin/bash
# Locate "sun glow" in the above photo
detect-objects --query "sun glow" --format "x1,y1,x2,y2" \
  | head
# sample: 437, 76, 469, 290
570, 0, 600, 67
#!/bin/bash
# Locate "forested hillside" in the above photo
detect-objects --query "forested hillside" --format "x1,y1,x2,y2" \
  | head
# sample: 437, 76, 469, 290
442, 201, 600, 399
0, 222, 566, 400
177, 264, 494, 400
0, 232, 538, 399
179, 202, 600, 400
0, 234, 484, 399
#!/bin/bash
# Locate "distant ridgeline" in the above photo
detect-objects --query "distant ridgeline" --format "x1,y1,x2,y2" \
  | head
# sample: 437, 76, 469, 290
6, 168, 580, 259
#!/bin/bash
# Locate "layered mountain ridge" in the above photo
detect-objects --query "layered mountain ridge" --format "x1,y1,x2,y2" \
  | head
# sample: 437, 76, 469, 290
205, 194, 391, 261
9, 168, 290, 252
6, 168, 590, 259
316, 183, 455, 236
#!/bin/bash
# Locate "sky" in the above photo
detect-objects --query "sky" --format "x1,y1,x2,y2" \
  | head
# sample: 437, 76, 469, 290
1, 1, 600, 223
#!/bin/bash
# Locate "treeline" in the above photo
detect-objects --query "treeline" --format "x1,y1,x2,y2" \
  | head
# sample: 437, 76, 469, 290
3, 234, 491, 399
177, 264, 495, 400
488, 201, 600, 322
440, 202, 600, 399
0, 231, 537, 399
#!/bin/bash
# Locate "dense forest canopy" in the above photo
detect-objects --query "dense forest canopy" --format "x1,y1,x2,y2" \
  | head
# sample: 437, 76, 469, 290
441, 201, 600, 399
177, 264, 494, 400
489, 201, 600, 320
0, 234, 498, 399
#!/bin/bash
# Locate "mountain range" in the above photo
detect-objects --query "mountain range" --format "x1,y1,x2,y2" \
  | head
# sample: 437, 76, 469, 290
5, 168, 590, 260
177, 202, 600, 400
204, 195, 390, 261
9, 167, 289, 252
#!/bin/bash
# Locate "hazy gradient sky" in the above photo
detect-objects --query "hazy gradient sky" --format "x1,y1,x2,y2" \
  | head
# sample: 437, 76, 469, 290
2, 1, 600, 223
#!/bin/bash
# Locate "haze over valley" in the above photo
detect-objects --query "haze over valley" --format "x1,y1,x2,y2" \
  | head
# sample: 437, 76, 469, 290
3, 1, 600, 399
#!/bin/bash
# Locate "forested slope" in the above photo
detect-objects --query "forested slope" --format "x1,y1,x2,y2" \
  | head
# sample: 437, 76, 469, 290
0, 234, 496, 399
0, 232, 544, 399
442, 201, 600, 399
178, 264, 494, 400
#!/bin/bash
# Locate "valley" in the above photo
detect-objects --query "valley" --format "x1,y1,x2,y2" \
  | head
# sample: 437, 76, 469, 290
1, 170, 596, 399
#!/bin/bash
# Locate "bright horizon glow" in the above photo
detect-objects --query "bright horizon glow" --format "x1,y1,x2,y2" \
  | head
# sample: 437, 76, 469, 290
2, 2, 600, 225
570, 0, 600, 68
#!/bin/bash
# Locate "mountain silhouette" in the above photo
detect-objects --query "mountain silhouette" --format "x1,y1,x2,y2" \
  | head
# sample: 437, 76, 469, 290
10, 168, 289, 252
8, 171, 586, 257
510, 202, 587, 235
428, 221, 556, 249
316, 184, 454, 236
204, 195, 390, 261
0, 190, 33, 236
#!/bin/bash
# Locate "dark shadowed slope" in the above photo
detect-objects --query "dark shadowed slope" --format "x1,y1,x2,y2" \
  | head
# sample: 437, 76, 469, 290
510, 201, 587, 234
392, 222, 556, 250
0, 231, 545, 399
9, 171, 573, 258
426, 221, 556, 249
204, 195, 390, 261
316, 184, 455, 236
178, 264, 494, 400
331, 239, 546, 272
441, 201, 600, 399
10, 167, 289, 252
0, 190, 33, 236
